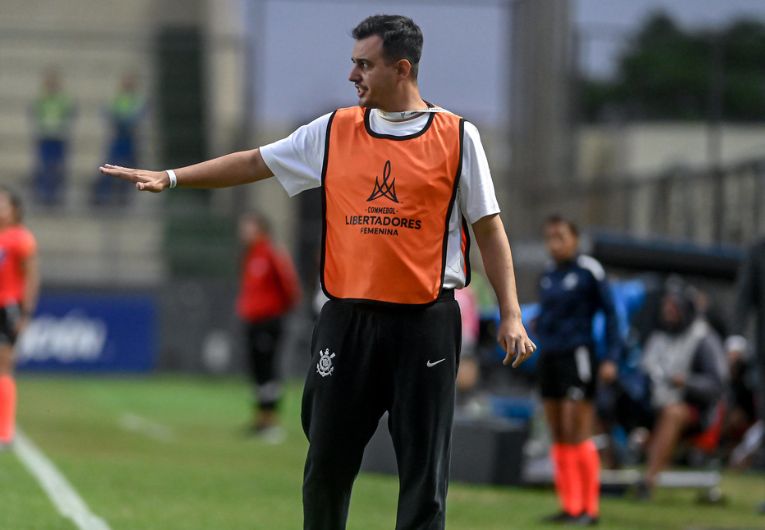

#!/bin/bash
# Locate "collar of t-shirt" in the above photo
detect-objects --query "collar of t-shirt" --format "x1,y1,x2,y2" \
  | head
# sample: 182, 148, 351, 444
368, 108, 435, 137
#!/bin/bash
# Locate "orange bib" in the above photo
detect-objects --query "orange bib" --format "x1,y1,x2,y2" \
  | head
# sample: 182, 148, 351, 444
321, 106, 464, 305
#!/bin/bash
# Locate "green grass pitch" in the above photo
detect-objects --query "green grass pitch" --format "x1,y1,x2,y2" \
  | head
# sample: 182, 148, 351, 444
3, 376, 763, 529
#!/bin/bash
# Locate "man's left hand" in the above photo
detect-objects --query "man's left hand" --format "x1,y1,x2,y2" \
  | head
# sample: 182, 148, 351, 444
498, 317, 536, 368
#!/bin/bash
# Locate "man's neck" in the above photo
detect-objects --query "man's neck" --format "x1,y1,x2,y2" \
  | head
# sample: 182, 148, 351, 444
377, 88, 427, 113
374, 90, 432, 122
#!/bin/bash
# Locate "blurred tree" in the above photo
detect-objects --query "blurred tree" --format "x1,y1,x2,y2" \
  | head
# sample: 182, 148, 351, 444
580, 12, 765, 122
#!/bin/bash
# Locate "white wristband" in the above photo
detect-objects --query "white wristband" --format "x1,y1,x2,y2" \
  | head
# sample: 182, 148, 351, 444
166, 169, 178, 189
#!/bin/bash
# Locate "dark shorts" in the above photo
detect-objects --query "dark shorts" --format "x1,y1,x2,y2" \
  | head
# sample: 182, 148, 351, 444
538, 346, 599, 401
0, 305, 21, 346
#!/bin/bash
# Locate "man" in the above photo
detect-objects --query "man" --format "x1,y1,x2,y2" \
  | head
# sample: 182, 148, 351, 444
535, 215, 619, 525
0, 186, 40, 446
727, 238, 765, 515
101, 15, 535, 530
236, 212, 300, 441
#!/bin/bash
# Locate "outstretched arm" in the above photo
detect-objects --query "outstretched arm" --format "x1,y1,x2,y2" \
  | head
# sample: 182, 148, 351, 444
99, 148, 273, 192
472, 213, 536, 368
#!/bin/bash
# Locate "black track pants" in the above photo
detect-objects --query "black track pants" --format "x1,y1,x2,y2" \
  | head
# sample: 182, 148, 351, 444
301, 292, 461, 530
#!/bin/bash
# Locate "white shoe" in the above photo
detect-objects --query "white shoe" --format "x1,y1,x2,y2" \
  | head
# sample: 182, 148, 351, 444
258, 426, 286, 445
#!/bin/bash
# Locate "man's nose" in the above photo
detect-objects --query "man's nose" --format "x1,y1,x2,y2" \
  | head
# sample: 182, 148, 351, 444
349, 66, 360, 82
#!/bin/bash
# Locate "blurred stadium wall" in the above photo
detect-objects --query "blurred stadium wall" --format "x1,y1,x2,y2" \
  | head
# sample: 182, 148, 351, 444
1, 0, 252, 373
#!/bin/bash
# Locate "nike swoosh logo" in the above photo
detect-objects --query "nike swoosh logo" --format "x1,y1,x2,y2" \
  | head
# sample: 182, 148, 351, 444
426, 359, 446, 368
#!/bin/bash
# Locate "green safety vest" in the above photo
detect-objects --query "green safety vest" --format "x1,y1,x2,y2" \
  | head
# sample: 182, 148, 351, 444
34, 93, 74, 139
110, 92, 143, 121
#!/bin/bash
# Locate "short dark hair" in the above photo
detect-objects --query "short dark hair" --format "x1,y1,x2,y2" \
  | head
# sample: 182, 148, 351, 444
544, 214, 578, 237
352, 15, 423, 79
0, 185, 23, 222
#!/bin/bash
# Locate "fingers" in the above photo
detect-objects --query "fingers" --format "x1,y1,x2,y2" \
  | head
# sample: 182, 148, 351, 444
99, 165, 164, 193
511, 338, 537, 368
500, 334, 537, 368
99, 164, 136, 182
100, 163, 133, 174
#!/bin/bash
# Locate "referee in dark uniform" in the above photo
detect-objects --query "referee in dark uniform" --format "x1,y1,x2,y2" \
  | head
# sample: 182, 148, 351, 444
101, 15, 536, 530
536, 215, 620, 526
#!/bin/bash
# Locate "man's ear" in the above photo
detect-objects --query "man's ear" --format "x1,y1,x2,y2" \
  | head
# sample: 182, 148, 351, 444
396, 59, 413, 80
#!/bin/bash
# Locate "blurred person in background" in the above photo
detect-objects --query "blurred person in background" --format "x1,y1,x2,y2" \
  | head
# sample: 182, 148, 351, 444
30, 69, 75, 206
536, 215, 620, 526
455, 285, 481, 407
0, 186, 40, 447
236, 212, 300, 442
100, 14, 536, 530
92, 72, 146, 206
638, 280, 727, 499
723, 348, 758, 466
727, 237, 765, 514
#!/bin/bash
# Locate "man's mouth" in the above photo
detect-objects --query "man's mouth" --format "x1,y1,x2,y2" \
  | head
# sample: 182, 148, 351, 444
355, 84, 367, 97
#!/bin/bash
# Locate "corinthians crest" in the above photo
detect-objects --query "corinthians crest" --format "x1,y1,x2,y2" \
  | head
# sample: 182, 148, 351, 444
316, 348, 336, 377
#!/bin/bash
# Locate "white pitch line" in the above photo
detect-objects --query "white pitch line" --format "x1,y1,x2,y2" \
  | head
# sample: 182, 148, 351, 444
13, 428, 111, 530
118, 412, 174, 443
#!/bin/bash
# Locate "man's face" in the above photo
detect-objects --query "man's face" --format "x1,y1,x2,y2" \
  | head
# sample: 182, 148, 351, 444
349, 36, 398, 109
544, 222, 578, 263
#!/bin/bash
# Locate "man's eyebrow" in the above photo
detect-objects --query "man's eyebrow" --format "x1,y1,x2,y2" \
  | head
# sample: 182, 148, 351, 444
351, 57, 370, 64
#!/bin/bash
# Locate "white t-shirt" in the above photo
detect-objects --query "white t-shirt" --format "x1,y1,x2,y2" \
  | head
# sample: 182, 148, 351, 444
260, 108, 500, 289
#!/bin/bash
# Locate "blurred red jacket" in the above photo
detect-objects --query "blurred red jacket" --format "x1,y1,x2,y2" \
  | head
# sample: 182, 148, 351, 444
236, 237, 301, 322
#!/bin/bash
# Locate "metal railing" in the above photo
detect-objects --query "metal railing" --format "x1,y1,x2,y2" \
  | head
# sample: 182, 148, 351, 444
524, 159, 765, 247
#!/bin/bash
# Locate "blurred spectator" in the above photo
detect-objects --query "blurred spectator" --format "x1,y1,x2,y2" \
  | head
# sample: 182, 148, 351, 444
92, 73, 146, 206
536, 215, 620, 525
638, 280, 727, 498
455, 285, 480, 403
30, 69, 75, 206
236, 213, 301, 442
727, 237, 765, 514
465, 267, 505, 386
723, 354, 758, 464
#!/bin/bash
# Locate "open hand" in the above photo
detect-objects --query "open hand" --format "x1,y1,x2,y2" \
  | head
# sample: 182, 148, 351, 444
99, 164, 169, 193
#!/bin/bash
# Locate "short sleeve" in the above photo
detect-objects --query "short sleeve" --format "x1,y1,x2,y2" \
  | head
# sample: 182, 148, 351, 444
458, 122, 500, 224
260, 113, 332, 197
